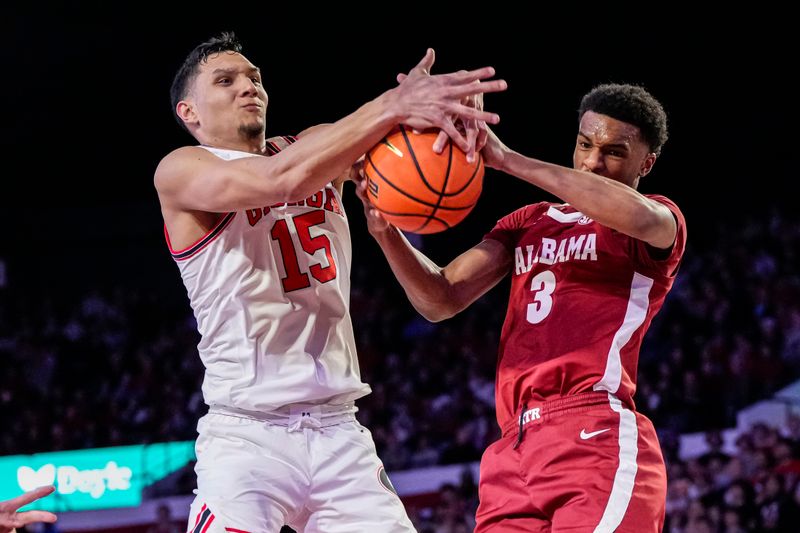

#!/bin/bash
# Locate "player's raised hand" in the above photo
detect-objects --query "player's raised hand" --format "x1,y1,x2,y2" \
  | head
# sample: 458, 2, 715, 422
0, 485, 57, 533
388, 49, 506, 154
430, 93, 488, 164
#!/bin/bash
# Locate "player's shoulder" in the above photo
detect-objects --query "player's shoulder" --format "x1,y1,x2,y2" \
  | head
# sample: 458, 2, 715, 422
491, 202, 551, 231
157, 145, 213, 168
644, 193, 680, 209
510, 201, 551, 219
154, 146, 217, 191
644, 194, 685, 221
265, 135, 298, 153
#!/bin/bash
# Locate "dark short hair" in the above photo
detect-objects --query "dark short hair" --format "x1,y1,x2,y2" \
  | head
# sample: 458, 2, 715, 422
578, 84, 668, 156
170, 32, 243, 131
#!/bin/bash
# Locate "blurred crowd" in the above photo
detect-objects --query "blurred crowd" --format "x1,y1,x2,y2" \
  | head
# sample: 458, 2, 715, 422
2, 208, 800, 531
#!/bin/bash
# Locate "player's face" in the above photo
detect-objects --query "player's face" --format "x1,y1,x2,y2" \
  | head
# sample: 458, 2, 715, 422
189, 51, 268, 140
572, 111, 655, 188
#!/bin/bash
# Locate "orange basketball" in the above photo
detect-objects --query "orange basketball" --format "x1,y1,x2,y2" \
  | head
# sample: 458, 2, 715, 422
364, 126, 484, 234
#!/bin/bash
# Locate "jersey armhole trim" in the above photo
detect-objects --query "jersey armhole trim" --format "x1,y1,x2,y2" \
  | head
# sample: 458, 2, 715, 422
165, 212, 236, 261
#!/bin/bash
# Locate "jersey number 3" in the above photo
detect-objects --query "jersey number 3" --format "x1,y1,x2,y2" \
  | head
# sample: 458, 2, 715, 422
526, 270, 556, 324
271, 211, 337, 292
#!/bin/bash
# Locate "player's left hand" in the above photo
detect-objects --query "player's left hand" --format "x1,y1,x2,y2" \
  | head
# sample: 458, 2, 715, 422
0, 485, 57, 533
431, 93, 487, 164
396, 71, 493, 162
353, 169, 392, 235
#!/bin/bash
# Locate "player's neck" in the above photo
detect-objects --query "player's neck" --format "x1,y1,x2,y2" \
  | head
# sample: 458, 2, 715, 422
201, 135, 267, 155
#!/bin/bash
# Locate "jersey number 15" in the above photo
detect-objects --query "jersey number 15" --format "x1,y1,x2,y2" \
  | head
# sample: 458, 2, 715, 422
271, 211, 337, 292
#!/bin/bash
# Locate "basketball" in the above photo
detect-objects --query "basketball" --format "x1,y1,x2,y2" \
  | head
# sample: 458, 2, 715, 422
364, 126, 484, 234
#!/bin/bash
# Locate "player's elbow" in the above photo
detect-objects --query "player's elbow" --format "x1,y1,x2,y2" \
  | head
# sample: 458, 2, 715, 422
414, 290, 463, 323
634, 204, 676, 248
417, 305, 456, 323
419, 305, 454, 323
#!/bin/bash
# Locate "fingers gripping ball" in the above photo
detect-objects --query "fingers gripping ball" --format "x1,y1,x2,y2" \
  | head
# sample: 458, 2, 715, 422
364, 126, 484, 234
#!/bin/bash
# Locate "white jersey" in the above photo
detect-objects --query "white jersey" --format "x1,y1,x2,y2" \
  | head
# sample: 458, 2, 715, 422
166, 140, 370, 412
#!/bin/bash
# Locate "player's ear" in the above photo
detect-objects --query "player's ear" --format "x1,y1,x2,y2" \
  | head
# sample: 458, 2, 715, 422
638, 153, 657, 178
176, 100, 198, 127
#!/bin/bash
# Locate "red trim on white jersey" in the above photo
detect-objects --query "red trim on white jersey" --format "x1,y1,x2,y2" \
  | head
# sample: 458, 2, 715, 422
165, 212, 236, 261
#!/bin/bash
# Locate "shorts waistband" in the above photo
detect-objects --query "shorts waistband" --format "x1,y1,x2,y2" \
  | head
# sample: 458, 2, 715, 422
208, 402, 358, 428
502, 392, 617, 438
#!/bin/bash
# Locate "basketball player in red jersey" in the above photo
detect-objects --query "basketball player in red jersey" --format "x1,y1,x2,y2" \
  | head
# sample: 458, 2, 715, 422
155, 33, 506, 532
357, 84, 684, 532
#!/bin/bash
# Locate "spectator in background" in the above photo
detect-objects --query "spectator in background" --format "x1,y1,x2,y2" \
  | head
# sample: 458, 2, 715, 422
0, 486, 57, 533
699, 430, 731, 467
146, 504, 180, 533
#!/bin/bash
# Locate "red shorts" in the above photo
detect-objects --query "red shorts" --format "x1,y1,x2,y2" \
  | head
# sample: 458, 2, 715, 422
475, 392, 666, 532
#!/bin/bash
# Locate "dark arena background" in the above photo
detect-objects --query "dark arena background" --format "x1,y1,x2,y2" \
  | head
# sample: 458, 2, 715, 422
2, 5, 798, 532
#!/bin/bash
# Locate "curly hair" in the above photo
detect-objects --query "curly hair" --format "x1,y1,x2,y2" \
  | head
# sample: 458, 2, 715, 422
170, 32, 243, 131
578, 84, 668, 156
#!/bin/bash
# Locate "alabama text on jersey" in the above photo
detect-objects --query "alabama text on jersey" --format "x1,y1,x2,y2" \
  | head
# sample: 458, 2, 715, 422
484, 198, 686, 430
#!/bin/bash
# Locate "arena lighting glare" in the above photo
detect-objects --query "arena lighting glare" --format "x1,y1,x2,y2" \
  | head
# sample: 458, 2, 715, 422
0, 441, 195, 512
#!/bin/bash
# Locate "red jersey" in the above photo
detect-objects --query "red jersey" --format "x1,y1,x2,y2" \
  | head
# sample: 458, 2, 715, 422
484, 195, 686, 430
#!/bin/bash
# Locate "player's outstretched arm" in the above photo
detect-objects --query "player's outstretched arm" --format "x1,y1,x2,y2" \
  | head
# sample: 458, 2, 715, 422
156, 49, 506, 214
355, 175, 510, 322
481, 127, 677, 249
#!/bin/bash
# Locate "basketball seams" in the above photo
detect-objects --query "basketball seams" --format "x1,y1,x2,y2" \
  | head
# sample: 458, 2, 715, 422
442, 154, 483, 197
365, 153, 435, 212
368, 208, 451, 228
365, 155, 474, 211
364, 128, 484, 234
419, 140, 454, 233
399, 125, 443, 197
399, 125, 482, 199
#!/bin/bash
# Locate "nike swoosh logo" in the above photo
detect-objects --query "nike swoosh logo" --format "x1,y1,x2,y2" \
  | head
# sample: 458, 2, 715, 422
580, 428, 611, 440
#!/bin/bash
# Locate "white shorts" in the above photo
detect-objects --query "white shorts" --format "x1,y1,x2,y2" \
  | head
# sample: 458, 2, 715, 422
186, 404, 415, 533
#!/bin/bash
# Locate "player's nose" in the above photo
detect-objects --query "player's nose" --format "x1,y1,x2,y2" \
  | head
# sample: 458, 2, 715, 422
581, 149, 604, 172
239, 77, 259, 96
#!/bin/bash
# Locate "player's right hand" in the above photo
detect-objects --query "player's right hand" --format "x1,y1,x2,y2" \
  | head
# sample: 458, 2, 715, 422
389, 49, 506, 155
353, 171, 392, 235
480, 125, 510, 171
430, 93, 488, 164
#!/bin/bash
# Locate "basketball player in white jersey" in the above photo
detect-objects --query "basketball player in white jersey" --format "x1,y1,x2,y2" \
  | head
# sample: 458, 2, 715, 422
154, 32, 506, 533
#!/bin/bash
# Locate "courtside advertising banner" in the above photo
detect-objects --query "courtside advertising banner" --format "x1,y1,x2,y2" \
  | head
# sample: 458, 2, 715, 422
0, 441, 195, 511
